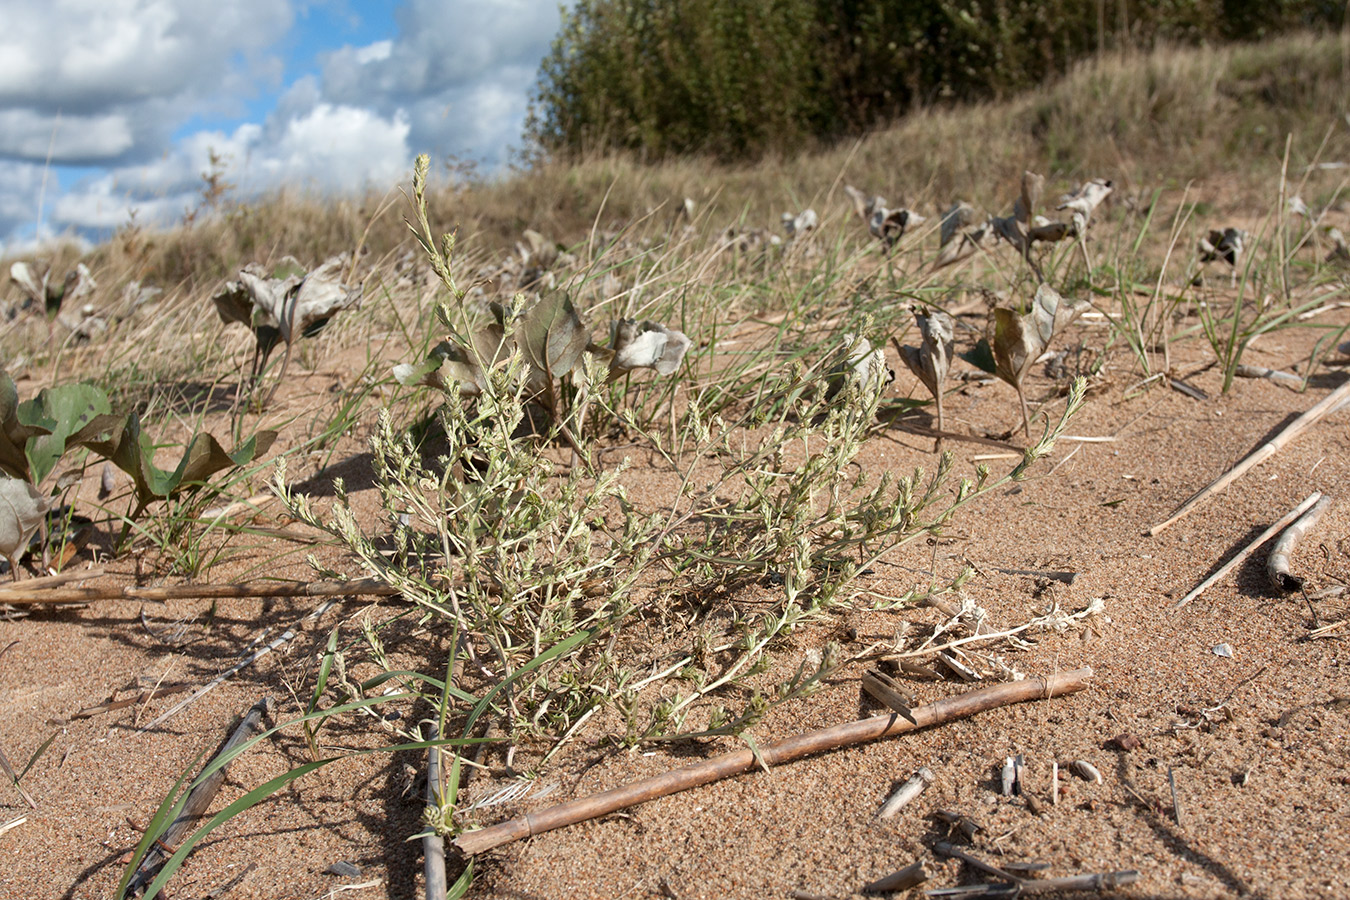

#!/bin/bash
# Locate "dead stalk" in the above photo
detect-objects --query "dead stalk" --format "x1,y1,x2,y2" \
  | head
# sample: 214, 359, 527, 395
454, 668, 1093, 855
1174, 493, 1322, 609
1149, 379, 1350, 535
126, 697, 272, 896
1267, 494, 1333, 591
0, 577, 397, 606
423, 723, 447, 900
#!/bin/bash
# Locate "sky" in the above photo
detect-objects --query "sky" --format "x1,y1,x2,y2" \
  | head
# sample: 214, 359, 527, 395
0, 0, 565, 253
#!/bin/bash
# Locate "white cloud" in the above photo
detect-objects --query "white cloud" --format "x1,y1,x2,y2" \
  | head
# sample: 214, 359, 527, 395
317, 0, 563, 165
0, 0, 291, 168
0, 1, 291, 111
0, 109, 135, 162
1, 1, 564, 247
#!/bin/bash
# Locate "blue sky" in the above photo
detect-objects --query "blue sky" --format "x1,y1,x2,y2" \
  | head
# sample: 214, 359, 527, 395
0, 0, 564, 252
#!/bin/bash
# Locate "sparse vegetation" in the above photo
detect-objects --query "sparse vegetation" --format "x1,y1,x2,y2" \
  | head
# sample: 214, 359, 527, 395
1, 28, 1348, 900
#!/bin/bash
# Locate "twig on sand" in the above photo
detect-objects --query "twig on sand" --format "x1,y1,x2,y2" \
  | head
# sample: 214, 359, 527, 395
423, 723, 447, 900
0, 577, 397, 606
877, 766, 936, 819
1149, 378, 1350, 535
1168, 767, 1185, 827
139, 601, 336, 731
934, 843, 1139, 895
864, 860, 931, 893
1174, 493, 1322, 609
453, 668, 1093, 855
126, 698, 273, 896
1267, 494, 1333, 591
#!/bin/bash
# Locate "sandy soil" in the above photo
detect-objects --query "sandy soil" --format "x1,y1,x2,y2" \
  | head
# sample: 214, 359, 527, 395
2, 312, 1348, 900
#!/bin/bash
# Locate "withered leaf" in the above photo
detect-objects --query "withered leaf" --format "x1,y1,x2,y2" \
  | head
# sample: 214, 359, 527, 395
608, 319, 692, 378
518, 293, 588, 380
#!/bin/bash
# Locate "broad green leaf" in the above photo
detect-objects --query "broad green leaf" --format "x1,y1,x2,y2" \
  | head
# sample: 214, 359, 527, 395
73, 412, 276, 508
517, 293, 588, 380
17, 382, 112, 485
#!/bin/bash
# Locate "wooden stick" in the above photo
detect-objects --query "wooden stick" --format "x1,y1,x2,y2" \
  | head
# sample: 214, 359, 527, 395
423, 723, 447, 900
126, 697, 272, 896
1175, 493, 1322, 609
0, 576, 398, 606
1150, 378, 1350, 535
1267, 494, 1333, 591
453, 668, 1093, 855
935, 843, 1139, 894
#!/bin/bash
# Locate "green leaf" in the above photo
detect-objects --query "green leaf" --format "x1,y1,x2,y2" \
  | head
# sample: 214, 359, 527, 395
74, 412, 276, 508
0, 370, 52, 482
464, 627, 597, 732
17, 382, 112, 485
517, 293, 588, 380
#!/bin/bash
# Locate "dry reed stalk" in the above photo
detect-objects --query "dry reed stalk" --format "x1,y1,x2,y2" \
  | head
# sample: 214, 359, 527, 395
1174, 492, 1322, 609
454, 667, 1093, 855
126, 697, 272, 896
1267, 493, 1333, 591
0, 568, 104, 591
423, 723, 447, 900
1149, 379, 1350, 535
0, 577, 397, 606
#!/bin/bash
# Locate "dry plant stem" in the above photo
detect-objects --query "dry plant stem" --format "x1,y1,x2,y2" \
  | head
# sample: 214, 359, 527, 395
0, 577, 397, 606
423, 723, 447, 900
935, 842, 1021, 883
864, 860, 930, 893
877, 766, 935, 819
454, 668, 1093, 855
1016, 871, 1140, 893
1150, 378, 1350, 535
1267, 494, 1333, 591
862, 669, 918, 724
936, 843, 1138, 894
139, 601, 337, 731
1168, 767, 1184, 827
126, 697, 272, 897
1174, 493, 1322, 609
0, 568, 105, 591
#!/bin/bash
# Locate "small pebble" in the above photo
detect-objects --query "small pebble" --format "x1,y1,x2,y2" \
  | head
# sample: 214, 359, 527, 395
325, 861, 362, 878
1107, 733, 1142, 751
